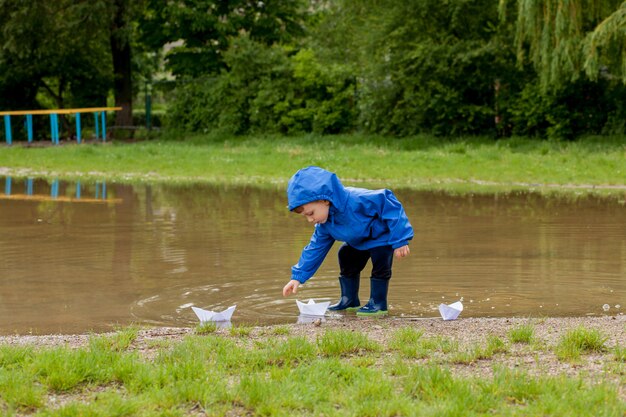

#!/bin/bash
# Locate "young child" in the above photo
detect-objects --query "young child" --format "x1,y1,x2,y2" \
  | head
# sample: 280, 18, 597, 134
282, 166, 413, 316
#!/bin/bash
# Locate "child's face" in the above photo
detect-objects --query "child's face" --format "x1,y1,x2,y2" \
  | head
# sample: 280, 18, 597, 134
299, 201, 330, 225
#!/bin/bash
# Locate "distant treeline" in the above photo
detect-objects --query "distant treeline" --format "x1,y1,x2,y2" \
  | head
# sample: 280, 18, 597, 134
1, 0, 625, 139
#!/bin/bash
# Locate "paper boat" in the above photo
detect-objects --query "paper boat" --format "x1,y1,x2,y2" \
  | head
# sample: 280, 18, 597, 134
296, 299, 330, 316
191, 305, 236, 322
438, 301, 463, 321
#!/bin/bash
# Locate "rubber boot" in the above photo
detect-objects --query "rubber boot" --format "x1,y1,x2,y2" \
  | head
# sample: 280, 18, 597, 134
328, 276, 360, 311
356, 278, 389, 316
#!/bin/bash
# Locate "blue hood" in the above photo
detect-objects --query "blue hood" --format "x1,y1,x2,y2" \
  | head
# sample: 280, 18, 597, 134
287, 167, 349, 212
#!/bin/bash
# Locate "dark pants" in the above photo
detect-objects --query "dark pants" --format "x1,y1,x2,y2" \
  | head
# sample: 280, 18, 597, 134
338, 243, 394, 281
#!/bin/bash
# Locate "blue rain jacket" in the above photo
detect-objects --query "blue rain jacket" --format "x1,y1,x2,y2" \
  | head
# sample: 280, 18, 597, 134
287, 166, 414, 283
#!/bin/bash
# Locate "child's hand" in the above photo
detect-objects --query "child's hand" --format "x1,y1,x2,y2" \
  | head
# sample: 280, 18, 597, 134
394, 245, 410, 258
283, 279, 300, 296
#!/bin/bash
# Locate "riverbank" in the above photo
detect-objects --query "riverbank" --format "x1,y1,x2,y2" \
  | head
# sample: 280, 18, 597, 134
1, 316, 624, 415
0, 133, 624, 196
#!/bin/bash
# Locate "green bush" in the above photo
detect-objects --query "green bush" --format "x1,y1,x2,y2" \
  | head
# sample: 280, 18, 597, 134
507, 79, 626, 139
167, 35, 356, 136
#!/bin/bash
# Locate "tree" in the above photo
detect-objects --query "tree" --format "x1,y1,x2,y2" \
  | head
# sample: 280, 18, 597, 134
138, 0, 308, 78
0, 0, 111, 112
314, 0, 519, 136
109, 0, 135, 126
499, 0, 626, 86
584, 2, 626, 83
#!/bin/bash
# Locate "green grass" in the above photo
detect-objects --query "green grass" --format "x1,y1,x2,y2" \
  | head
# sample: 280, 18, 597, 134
229, 324, 254, 337
1, 133, 624, 196
0, 327, 623, 416
555, 326, 609, 361
449, 336, 508, 364
508, 323, 536, 344
195, 322, 218, 335
614, 345, 626, 362
317, 329, 380, 357
270, 325, 290, 336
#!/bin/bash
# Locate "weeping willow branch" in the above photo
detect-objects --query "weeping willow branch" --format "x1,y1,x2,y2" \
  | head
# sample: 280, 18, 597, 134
583, 1, 626, 83
499, 0, 625, 87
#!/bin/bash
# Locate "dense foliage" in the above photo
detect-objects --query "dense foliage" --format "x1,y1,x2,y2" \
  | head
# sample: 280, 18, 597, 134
1, 0, 624, 139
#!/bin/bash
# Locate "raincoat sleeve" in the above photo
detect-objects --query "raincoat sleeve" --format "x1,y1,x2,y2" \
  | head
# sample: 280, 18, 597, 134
291, 225, 335, 283
381, 190, 414, 249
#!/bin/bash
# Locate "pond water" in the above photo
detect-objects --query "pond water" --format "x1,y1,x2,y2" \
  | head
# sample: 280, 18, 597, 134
0, 177, 625, 334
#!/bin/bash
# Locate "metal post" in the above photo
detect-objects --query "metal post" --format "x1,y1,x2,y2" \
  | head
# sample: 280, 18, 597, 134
102, 181, 106, 199
94, 112, 100, 139
50, 114, 60, 144
76, 181, 81, 199
4, 177, 11, 195
54, 114, 60, 144
75, 113, 81, 144
26, 178, 33, 195
4, 115, 12, 145
26, 114, 33, 143
101, 111, 106, 141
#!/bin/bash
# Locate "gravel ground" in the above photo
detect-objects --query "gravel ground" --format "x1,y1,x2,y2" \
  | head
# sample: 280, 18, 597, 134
1, 316, 624, 353
1, 315, 624, 412
1, 316, 624, 380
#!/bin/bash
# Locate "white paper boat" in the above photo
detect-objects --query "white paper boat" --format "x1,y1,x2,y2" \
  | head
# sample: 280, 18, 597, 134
438, 301, 463, 321
296, 299, 330, 316
191, 305, 236, 322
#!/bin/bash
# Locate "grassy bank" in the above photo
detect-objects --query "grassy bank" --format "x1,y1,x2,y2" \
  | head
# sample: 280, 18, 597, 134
1, 317, 624, 416
0, 133, 624, 195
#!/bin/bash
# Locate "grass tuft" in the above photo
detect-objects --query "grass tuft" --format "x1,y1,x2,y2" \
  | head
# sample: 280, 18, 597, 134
612, 345, 626, 362
271, 325, 290, 336
195, 322, 217, 335
229, 324, 254, 337
389, 327, 426, 358
555, 326, 608, 361
0, 345, 34, 369
317, 330, 380, 357
508, 323, 536, 344
89, 326, 138, 352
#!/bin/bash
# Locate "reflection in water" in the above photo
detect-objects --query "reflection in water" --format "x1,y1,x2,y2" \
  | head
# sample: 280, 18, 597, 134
2, 176, 115, 203
297, 315, 327, 325
0, 176, 624, 334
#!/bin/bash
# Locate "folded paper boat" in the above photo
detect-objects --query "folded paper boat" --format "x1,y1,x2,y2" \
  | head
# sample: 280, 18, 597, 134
438, 301, 463, 321
296, 299, 330, 316
191, 305, 236, 322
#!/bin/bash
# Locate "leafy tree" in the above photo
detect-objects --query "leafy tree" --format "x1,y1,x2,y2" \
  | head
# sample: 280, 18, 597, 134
0, 0, 146, 129
584, 2, 626, 83
138, 0, 308, 78
319, 0, 520, 136
499, 0, 626, 86
0, 0, 111, 112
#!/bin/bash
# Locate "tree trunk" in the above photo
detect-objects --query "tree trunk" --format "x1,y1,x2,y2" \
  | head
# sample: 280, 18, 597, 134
110, 0, 133, 127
